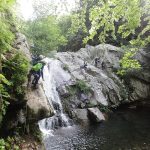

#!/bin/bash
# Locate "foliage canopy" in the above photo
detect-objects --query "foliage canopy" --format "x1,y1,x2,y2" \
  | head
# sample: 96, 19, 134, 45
68, 0, 150, 73
0, 0, 16, 54
24, 16, 67, 55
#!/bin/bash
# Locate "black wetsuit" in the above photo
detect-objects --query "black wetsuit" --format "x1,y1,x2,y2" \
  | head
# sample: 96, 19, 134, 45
28, 63, 44, 88
80, 61, 87, 69
95, 58, 100, 67
32, 65, 44, 87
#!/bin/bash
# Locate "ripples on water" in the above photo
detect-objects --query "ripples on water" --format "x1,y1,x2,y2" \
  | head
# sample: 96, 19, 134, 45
43, 108, 150, 150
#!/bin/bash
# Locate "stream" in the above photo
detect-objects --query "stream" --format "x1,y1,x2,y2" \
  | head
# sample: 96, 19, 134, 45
38, 58, 150, 150
41, 107, 150, 150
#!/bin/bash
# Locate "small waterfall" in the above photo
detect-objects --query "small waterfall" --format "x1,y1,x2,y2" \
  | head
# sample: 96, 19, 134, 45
38, 58, 72, 135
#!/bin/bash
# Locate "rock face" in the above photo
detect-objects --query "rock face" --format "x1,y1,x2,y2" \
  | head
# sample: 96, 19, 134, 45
129, 78, 150, 101
26, 84, 54, 122
56, 44, 125, 107
72, 109, 89, 124
126, 49, 150, 101
14, 32, 31, 60
88, 108, 105, 122
1, 33, 54, 134
48, 44, 150, 123
14, 33, 54, 122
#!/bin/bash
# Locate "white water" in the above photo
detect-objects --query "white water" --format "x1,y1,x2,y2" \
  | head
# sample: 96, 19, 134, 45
38, 58, 72, 135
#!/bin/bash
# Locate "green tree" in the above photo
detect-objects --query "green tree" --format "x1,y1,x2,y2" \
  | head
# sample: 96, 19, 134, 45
0, 0, 16, 72
69, 0, 150, 73
83, 0, 150, 45
0, 0, 17, 124
24, 16, 67, 55
57, 14, 85, 52
0, 0, 16, 52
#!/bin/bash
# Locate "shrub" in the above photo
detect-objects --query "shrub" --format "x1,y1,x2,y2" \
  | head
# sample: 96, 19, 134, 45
63, 64, 69, 71
75, 80, 91, 94
3, 52, 29, 98
0, 137, 20, 150
0, 74, 11, 123
67, 80, 91, 97
0, 74, 11, 98
99, 105, 111, 113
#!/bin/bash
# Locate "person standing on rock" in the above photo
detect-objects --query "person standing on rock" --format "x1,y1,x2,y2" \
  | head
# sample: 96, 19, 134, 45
27, 60, 46, 88
31, 54, 45, 65
94, 57, 100, 67
80, 61, 87, 70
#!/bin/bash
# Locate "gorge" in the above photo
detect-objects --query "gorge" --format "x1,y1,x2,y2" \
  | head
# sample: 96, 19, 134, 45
33, 44, 150, 149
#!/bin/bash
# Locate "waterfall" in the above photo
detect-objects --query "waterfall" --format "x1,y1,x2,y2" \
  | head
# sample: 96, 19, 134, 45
38, 58, 72, 135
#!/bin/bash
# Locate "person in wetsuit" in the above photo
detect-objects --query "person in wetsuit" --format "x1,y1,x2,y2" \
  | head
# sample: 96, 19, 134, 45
28, 60, 46, 88
80, 61, 87, 70
94, 57, 100, 67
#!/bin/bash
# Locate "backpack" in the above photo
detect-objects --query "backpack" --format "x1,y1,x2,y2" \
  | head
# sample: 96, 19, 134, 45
32, 63, 43, 71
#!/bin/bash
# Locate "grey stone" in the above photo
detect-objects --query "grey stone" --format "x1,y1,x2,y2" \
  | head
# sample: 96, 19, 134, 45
26, 84, 54, 121
72, 109, 89, 124
87, 100, 98, 108
56, 44, 124, 107
17, 109, 26, 124
88, 107, 105, 122
56, 44, 150, 108
129, 78, 150, 101
14, 32, 31, 60
57, 85, 70, 97
49, 44, 150, 125
80, 93, 88, 102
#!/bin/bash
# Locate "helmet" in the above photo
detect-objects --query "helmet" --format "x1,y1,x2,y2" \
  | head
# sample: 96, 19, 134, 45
39, 55, 44, 60
40, 59, 47, 65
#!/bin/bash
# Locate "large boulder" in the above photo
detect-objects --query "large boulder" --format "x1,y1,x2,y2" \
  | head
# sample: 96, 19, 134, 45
56, 44, 125, 108
124, 48, 150, 101
71, 108, 105, 124
88, 107, 105, 122
71, 109, 89, 125
129, 78, 150, 101
57, 44, 150, 106
26, 83, 54, 122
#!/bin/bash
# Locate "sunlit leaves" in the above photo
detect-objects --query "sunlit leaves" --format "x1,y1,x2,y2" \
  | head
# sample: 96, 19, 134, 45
0, 0, 16, 53
83, 0, 144, 44
0, 0, 16, 11
69, 0, 149, 73
24, 16, 67, 55
0, 74, 11, 86
70, 0, 149, 47
68, 11, 87, 37
117, 48, 141, 75
0, 17, 14, 52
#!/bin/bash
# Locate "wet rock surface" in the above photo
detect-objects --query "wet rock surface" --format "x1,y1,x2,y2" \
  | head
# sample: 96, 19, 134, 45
26, 84, 54, 122
53, 44, 150, 123
72, 109, 89, 124
88, 107, 105, 122
56, 44, 125, 109
125, 49, 150, 101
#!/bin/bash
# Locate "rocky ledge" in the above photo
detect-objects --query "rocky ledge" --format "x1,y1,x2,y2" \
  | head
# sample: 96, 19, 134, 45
50, 44, 150, 123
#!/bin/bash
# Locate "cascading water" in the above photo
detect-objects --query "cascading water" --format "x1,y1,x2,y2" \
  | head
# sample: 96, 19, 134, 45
38, 58, 72, 135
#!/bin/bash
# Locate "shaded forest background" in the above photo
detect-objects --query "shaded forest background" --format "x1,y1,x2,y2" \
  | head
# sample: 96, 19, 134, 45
21, 0, 150, 54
